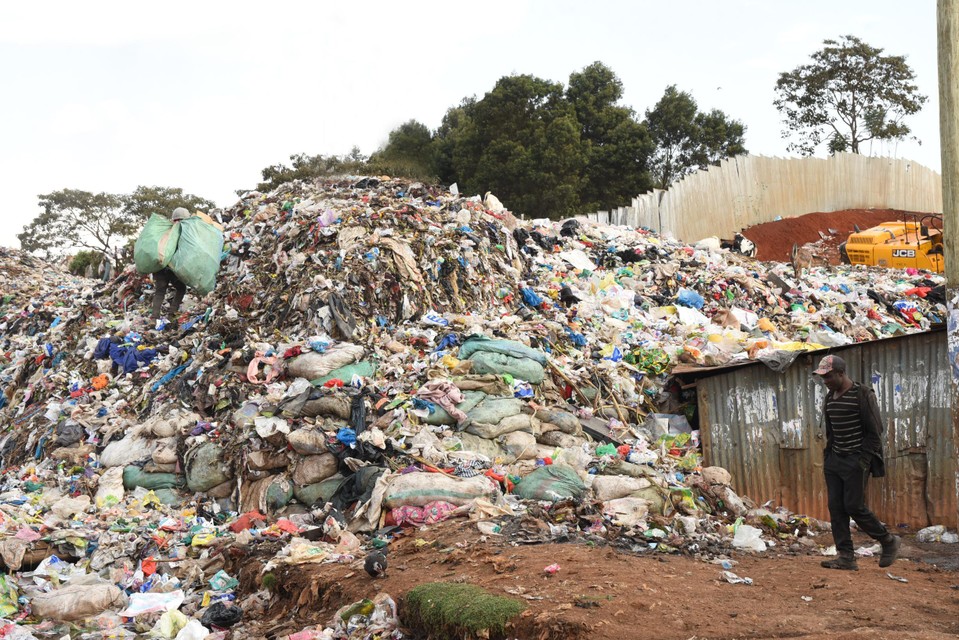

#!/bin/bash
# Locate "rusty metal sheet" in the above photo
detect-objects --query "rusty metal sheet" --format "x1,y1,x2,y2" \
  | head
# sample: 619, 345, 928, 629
695, 330, 955, 529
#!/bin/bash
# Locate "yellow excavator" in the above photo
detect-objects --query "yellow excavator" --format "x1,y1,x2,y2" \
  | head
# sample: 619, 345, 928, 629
839, 213, 944, 273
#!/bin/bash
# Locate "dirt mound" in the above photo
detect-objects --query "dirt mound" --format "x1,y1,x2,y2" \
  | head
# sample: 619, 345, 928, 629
743, 209, 929, 264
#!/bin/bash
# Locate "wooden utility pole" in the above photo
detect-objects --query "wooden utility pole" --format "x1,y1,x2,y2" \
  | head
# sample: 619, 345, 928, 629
939, 0, 959, 528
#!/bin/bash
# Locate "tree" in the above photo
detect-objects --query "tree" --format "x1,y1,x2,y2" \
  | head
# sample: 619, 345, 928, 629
255, 153, 343, 192
445, 74, 587, 218
645, 85, 747, 188
18, 189, 129, 261
370, 120, 434, 179
693, 109, 747, 168
67, 250, 103, 276
566, 62, 654, 210
431, 98, 477, 186
18, 186, 217, 264
346, 146, 367, 164
123, 186, 215, 221
773, 35, 928, 155
253, 151, 372, 192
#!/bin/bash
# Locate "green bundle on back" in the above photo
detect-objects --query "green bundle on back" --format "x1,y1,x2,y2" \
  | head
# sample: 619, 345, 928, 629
134, 214, 181, 274
168, 217, 224, 295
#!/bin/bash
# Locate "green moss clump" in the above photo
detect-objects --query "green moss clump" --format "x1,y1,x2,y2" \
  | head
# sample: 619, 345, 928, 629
403, 582, 526, 639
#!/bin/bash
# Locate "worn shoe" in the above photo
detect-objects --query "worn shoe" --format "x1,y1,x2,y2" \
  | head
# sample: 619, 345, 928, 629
821, 555, 858, 570
879, 535, 901, 568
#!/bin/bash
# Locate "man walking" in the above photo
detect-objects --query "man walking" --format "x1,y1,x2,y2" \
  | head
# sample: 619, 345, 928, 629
815, 355, 900, 570
150, 207, 190, 319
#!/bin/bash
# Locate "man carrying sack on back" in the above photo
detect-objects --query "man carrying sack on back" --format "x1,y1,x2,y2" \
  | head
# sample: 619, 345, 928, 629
150, 207, 190, 319
815, 355, 901, 571
134, 206, 224, 323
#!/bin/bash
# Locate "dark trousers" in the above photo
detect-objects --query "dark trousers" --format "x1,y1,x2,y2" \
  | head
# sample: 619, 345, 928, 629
824, 451, 890, 554
152, 268, 186, 318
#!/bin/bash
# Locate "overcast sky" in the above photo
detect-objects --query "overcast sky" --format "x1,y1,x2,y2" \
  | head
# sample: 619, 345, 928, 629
0, 0, 941, 249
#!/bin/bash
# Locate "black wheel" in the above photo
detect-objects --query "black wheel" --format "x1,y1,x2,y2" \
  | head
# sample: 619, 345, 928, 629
839, 241, 850, 264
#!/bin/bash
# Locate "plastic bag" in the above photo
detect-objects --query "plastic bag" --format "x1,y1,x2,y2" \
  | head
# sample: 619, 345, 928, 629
732, 524, 767, 551
148, 609, 188, 638
677, 288, 705, 309
173, 620, 209, 640
119, 590, 185, 617
200, 601, 242, 628
916, 524, 945, 543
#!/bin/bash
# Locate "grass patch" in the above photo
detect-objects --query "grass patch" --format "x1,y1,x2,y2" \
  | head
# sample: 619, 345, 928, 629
403, 582, 526, 639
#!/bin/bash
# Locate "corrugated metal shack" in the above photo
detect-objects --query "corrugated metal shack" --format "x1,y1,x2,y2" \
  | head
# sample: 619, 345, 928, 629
674, 328, 956, 529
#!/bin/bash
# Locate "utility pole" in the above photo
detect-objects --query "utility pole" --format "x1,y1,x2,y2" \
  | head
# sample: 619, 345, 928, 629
939, 0, 959, 528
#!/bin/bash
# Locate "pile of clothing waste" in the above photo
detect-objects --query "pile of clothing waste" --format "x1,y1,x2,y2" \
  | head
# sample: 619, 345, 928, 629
0, 178, 948, 638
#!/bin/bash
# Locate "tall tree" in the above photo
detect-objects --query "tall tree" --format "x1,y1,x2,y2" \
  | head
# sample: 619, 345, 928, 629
693, 109, 747, 168
773, 35, 928, 155
123, 186, 216, 221
645, 86, 747, 188
431, 98, 476, 186
566, 62, 654, 210
371, 120, 434, 178
449, 74, 586, 218
645, 86, 703, 188
18, 189, 129, 261
18, 186, 216, 262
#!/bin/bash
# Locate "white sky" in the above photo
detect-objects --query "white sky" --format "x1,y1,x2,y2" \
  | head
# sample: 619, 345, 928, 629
0, 0, 942, 248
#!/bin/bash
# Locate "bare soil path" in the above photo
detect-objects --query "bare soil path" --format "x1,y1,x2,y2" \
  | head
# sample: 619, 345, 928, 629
241, 519, 959, 639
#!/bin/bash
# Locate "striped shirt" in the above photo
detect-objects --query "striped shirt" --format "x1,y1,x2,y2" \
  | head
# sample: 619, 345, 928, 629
826, 384, 864, 454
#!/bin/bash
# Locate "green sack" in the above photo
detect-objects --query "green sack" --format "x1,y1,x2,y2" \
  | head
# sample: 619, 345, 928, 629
423, 390, 487, 426
293, 474, 348, 507
469, 351, 545, 384
134, 214, 181, 274
153, 488, 182, 506
122, 466, 184, 491
168, 217, 223, 295
466, 396, 527, 426
184, 442, 233, 492
265, 476, 294, 512
458, 336, 548, 365
310, 360, 377, 386
513, 465, 586, 502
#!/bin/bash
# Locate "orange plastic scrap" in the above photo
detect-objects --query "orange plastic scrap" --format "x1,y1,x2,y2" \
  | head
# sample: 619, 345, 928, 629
141, 556, 157, 576
275, 518, 300, 534
91, 374, 110, 390
485, 469, 514, 492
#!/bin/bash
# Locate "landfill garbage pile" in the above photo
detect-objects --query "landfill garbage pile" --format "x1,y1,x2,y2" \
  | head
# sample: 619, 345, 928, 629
0, 178, 950, 638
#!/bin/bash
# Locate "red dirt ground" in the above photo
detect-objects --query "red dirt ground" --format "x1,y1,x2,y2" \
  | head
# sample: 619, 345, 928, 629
742, 209, 933, 265
237, 519, 959, 640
